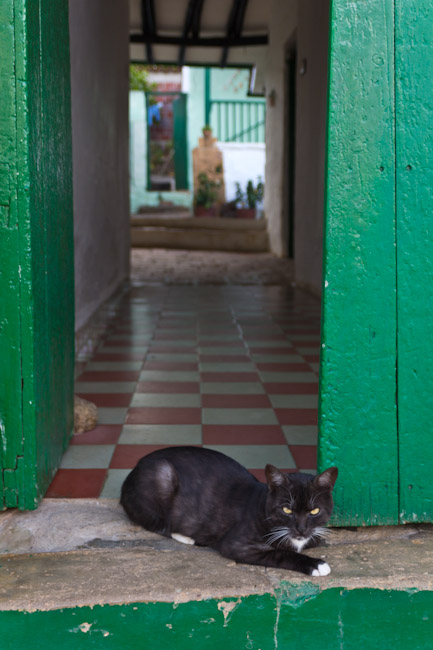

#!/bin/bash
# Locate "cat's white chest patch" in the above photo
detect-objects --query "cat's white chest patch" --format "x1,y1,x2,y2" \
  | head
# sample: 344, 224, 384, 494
171, 533, 195, 545
290, 537, 309, 552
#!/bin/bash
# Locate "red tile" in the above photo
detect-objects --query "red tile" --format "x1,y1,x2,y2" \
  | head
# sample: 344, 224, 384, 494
110, 444, 201, 469
256, 363, 310, 372
77, 371, 140, 382
202, 394, 271, 408
199, 355, 251, 363
290, 445, 317, 469
76, 393, 132, 407
201, 372, 260, 382
291, 340, 320, 347
249, 347, 296, 355
304, 355, 320, 363
143, 361, 198, 371
153, 333, 195, 340
104, 340, 150, 347
249, 468, 296, 482
45, 469, 107, 498
264, 383, 318, 394
71, 425, 122, 445
202, 425, 286, 445
282, 329, 321, 335
136, 381, 200, 393
243, 335, 287, 341
275, 409, 318, 425
92, 353, 146, 361
197, 341, 245, 348
126, 407, 201, 425
148, 346, 197, 354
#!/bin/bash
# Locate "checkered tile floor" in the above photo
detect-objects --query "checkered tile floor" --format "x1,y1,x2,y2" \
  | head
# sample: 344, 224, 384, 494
46, 285, 321, 499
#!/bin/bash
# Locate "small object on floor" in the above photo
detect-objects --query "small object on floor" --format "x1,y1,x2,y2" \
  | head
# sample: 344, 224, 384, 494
74, 395, 98, 434
120, 446, 338, 577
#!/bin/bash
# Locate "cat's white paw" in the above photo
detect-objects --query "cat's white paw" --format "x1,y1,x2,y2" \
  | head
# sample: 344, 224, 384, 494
311, 562, 331, 577
171, 533, 195, 545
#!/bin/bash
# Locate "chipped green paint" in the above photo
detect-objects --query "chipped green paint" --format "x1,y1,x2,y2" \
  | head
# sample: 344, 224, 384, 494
320, 0, 398, 525
0, 0, 74, 509
1, 590, 433, 649
395, 0, 433, 523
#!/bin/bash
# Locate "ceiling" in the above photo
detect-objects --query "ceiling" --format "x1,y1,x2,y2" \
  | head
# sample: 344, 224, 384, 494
129, 0, 270, 68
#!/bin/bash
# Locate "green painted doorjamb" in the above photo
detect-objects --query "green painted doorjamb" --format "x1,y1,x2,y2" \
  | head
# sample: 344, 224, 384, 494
1, 590, 433, 649
395, 0, 433, 523
0, 0, 74, 509
319, 0, 398, 525
173, 94, 189, 190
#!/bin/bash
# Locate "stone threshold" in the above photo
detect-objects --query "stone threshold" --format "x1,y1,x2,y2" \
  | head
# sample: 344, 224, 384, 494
1, 500, 433, 612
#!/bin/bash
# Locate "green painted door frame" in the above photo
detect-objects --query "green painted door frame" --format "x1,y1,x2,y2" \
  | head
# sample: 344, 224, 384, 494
319, 0, 433, 525
0, 0, 74, 509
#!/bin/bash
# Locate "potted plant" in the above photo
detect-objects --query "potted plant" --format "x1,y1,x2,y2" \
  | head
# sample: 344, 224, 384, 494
234, 177, 264, 218
194, 171, 221, 217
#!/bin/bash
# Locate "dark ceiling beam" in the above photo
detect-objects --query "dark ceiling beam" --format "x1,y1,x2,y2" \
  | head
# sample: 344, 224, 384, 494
220, 0, 249, 67
179, 0, 204, 66
191, 0, 205, 38
130, 33, 267, 47
141, 0, 156, 64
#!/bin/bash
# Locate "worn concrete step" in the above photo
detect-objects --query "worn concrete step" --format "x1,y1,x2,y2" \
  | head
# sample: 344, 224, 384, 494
1, 499, 432, 612
130, 216, 270, 252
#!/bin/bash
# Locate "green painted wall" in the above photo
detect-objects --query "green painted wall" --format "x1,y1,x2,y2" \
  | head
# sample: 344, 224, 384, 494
319, 0, 433, 525
1, 589, 433, 649
0, 0, 74, 509
395, 0, 433, 523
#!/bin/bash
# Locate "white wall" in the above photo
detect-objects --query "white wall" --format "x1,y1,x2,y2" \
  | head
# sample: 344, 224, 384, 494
264, 0, 329, 295
264, 0, 298, 256
218, 142, 265, 203
69, 1, 130, 331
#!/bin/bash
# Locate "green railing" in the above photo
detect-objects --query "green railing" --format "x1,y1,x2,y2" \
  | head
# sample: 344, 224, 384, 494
209, 99, 266, 143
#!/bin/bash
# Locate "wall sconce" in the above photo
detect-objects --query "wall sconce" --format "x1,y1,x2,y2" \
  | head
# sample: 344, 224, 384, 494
299, 59, 307, 76
268, 89, 276, 107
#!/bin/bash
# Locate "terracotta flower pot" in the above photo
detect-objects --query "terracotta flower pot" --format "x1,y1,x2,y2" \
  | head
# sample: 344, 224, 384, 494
236, 208, 256, 219
194, 205, 217, 217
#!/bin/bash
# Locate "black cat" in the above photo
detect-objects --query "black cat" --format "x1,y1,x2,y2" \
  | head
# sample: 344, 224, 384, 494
120, 446, 338, 577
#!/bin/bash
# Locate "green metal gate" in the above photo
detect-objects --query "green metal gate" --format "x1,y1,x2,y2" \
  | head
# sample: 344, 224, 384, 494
320, 0, 433, 525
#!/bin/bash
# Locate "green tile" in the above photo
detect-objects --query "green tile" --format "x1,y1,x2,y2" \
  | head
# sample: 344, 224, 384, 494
200, 382, 265, 394
86, 362, 143, 371
203, 445, 295, 469
139, 370, 200, 382
198, 347, 248, 355
250, 354, 304, 363
258, 372, 318, 383
269, 395, 318, 408
282, 425, 318, 445
199, 362, 255, 372
100, 469, 130, 498
75, 382, 137, 394
202, 408, 278, 425
98, 346, 148, 354
97, 408, 128, 425
120, 424, 202, 445
146, 353, 198, 362
131, 394, 201, 407
247, 341, 293, 348
59, 445, 115, 469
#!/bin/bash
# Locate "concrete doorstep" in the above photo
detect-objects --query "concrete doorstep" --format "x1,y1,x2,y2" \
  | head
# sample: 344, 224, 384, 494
1, 499, 433, 612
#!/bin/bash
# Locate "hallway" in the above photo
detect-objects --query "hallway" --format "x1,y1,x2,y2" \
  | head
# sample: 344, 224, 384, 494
47, 253, 321, 499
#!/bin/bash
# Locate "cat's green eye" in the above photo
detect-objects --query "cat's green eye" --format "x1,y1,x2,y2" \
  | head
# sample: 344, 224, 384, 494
310, 507, 320, 515
282, 507, 292, 515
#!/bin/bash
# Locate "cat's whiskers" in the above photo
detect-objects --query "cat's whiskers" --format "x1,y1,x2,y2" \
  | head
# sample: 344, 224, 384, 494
311, 526, 332, 543
264, 526, 292, 549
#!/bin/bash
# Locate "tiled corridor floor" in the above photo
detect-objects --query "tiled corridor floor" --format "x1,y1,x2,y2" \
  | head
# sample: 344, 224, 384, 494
47, 283, 321, 499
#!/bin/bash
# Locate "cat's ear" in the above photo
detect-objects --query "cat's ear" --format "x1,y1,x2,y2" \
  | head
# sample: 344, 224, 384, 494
265, 464, 288, 491
313, 467, 338, 491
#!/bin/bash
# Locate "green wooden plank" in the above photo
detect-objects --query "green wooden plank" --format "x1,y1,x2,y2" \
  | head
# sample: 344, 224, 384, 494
395, 0, 433, 523
173, 94, 189, 190
1, 0, 74, 509
319, 0, 398, 525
